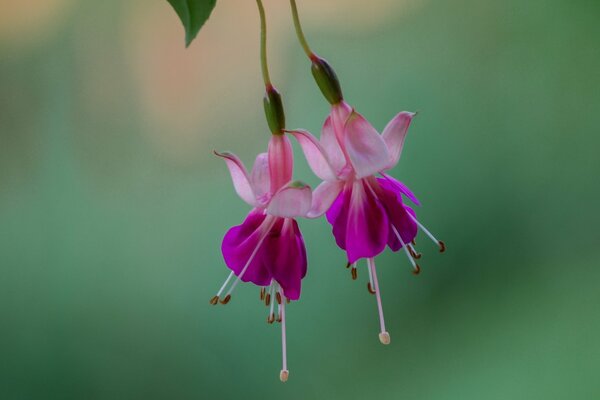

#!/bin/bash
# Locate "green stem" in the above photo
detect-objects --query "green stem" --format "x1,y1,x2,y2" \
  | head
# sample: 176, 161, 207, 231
256, 0, 271, 87
289, 0, 314, 59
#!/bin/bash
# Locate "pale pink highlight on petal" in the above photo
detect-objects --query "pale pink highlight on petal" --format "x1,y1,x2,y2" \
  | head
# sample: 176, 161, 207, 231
307, 180, 343, 218
344, 112, 390, 179
288, 129, 338, 181
321, 116, 347, 173
215, 151, 256, 206
267, 182, 312, 218
268, 135, 293, 193
382, 111, 415, 169
250, 153, 270, 203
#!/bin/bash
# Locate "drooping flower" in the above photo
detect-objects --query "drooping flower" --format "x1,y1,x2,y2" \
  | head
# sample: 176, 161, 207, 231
211, 133, 311, 382
288, 102, 444, 345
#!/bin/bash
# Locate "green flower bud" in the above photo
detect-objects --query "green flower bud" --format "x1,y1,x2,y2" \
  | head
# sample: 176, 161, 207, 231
263, 85, 286, 135
311, 55, 343, 105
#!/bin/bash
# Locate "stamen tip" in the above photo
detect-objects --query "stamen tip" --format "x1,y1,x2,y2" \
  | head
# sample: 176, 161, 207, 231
379, 332, 391, 345
345, 261, 351, 269
438, 240, 446, 253
367, 282, 376, 295
219, 294, 231, 305
412, 265, 421, 275
279, 370, 289, 382
351, 268, 358, 280
209, 295, 219, 305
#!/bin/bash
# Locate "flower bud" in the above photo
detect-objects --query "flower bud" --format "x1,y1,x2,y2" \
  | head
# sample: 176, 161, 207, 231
310, 55, 343, 105
263, 85, 286, 135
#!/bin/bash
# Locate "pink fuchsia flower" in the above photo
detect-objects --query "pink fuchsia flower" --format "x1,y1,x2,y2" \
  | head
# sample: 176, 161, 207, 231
287, 102, 444, 345
211, 133, 311, 381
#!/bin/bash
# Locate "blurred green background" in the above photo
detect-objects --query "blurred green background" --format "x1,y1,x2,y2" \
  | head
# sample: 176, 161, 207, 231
1, 0, 599, 399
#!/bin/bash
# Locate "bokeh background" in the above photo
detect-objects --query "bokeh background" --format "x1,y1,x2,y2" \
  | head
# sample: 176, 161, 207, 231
1, 0, 599, 399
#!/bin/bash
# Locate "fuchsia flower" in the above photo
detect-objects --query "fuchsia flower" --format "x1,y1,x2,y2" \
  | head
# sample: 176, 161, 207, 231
211, 133, 311, 382
288, 101, 444, 345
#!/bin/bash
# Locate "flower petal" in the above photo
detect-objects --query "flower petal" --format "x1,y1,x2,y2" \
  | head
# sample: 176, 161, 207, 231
326, 185, 351, 250
375, 179, 418, 251
379, 173, 420, 205
221, 211, 272, 286
267, 181, 312, 218
215, 151, 256, 206
264, 218, 307, 300
287, 129, 338, 181
268, 134, 293, 193
321, 101, 352, 172
307, 180, 343, 218
251, 153, 270, 202
382, 111, 415, 169
344, 180, 389, 262
325, 180, 389, 262
344, 111, 390, 179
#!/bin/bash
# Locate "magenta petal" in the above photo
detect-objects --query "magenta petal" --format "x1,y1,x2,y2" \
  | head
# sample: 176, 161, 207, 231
221, 211, 272, 286
379, 173, 420, 206
375, 179, 418, 251
344, 180, 389, 262
326, 181, 389, 262
263, 218, 307, 300
326, 186, 351, 250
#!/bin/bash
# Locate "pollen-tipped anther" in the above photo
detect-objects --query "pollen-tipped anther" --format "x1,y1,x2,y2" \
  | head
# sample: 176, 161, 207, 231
276, 292, 282, 305
438, 240, 446, 253
209, 296, 219, 305
345, 261, 351, 269
265, 293, 271, 306
267, 313, 275, 324
219, 294, 231, 304
367, 282, 376, 295
379, 332, 391, 345
279, 370, 289, 382
260, 288, 265, 300
412, 264, 421, 275
351, 267, 358, 280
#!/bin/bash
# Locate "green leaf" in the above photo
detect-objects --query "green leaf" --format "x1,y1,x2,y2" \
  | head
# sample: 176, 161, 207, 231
167, 0, 217, 47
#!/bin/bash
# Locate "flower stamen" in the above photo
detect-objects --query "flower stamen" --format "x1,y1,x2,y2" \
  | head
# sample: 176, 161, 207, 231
279, 288, 289, 382
367, 258, 390, 345
391, 225, 420, 275
366, 261, 375, 295
407, 213, 445, 253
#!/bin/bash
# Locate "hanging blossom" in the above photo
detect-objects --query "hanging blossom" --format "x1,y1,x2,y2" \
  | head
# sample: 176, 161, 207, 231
211, 132, 311, 382
286, 0, 445, 345
287, 103, 444, 344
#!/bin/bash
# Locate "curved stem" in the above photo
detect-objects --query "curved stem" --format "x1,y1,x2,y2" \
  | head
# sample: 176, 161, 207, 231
289, 0, 314, 59
256, 0, 271, 87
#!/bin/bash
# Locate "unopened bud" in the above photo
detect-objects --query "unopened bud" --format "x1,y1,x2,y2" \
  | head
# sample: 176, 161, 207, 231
263, 85, 285, 135
311, 55, 343, 105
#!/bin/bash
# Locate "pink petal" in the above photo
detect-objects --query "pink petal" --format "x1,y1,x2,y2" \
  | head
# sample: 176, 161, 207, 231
266, 181, 312, 218
250, 153, 270, 202
321, 101, 352, 173
343, 112, 390, 179
268, 135, 293, 193
381, 111, 415, 169
214, 151, 256, 206
307, 180, 343, 218
287, 129, 338, 181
